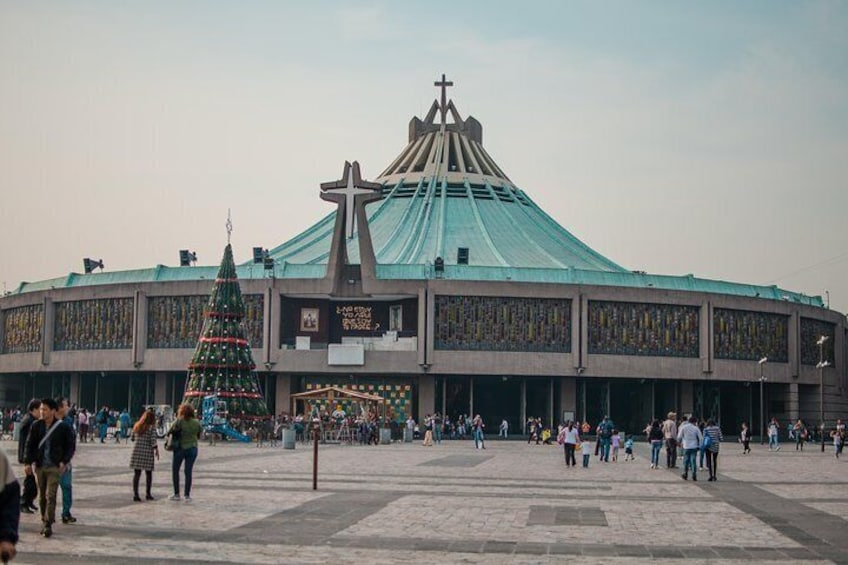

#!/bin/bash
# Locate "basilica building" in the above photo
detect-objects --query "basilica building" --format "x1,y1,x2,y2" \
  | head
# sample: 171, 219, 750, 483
1, 77, 845, 436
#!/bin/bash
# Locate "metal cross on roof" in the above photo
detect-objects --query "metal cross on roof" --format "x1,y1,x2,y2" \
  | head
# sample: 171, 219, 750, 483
434, 73, 453, 125
320, 161, 382, 239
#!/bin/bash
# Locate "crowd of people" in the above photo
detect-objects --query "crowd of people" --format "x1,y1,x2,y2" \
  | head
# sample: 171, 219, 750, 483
554, 411, 848, 482
0, 396, 206, 558
285, 409, 495, 447
1, 396, 846, 563
2, 405, 134, 445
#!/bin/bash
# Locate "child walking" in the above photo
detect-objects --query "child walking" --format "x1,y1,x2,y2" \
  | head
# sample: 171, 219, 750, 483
740, 422, 752, 454
624, 436, 634, 461
581, 439, 593, 468
611, 430, 621, 462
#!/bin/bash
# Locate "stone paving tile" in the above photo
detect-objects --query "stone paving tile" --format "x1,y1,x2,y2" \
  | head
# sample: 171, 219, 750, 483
482, 540, 517, 554
782, 547, 824, 560
650, 547, 686, 558
616, 545, 652, 557
1, 438, 845, 564
338, 494, 800, 547
547, 542, 582, 555
681, 547, 721, 558
748, 547, 799, 560
513, 541, 549, 555
805, 502, 848, 522
758, 484, 848, 500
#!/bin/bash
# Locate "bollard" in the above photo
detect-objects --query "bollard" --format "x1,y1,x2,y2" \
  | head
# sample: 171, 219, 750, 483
312, 426, 319, 490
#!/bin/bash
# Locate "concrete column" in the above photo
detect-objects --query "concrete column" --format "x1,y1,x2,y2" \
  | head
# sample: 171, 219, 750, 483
549, 378, 555, 428
700, 301, 711, 374
42, 297, 54, 366
571, 296, 582, 369
441, 377, 446, 416
788, 382, 800, 421
268, 290, 281, 364
651, 380, 656, 420
560, 377, 577, 422
69, 373, 81, 407
133, 291, 147, 367
154, 372, 167, 405
275, 374, 291, 415
580, 295, 589, 370
468, 377, 474, 417
417, 288, 428, 367
259, 287, 271, 365
679, 381, 694, 416
418, 374, 435, 420
520, 379, 527, 434
789, 311, 800, 379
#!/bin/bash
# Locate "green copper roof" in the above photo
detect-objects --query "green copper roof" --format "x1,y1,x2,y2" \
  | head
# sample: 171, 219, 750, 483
262, 177, 628, 272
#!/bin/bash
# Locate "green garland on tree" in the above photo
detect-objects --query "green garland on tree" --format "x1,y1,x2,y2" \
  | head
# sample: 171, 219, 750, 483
182, 244, 270, 419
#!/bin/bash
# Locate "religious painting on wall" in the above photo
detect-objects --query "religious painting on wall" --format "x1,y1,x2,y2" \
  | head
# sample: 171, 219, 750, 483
300, 308, 319, 332
389, 305, 402, 332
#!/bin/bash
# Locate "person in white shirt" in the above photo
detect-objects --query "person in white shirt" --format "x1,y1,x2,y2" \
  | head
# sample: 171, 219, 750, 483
499, 419, 509, 439
77, 409, 89, 443
676, 415, 703, 481
405, 416, 415, 443
662, 412, 678, 469
559, 422, 581, 467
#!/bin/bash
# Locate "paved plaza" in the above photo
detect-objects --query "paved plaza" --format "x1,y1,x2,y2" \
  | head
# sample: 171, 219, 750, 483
3, 436, 847, 564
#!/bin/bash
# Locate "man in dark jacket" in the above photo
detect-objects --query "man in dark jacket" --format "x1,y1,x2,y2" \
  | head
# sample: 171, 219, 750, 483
24, 398, 73, 538
56, 398, 77, 524
16, 399, 40, 514
0, 448, 20, 562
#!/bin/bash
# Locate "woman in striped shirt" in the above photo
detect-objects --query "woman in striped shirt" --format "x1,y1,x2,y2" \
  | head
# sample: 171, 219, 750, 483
703, 419, 723, 482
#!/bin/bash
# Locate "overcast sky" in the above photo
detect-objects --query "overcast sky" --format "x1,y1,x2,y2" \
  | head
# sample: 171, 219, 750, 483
2, 1, 847, 312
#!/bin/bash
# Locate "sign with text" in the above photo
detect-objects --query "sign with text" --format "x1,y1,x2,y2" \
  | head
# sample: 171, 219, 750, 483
335, 305, 380, 332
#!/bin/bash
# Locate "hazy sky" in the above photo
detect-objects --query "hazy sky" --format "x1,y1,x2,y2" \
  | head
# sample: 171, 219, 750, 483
2, 1, 847, 312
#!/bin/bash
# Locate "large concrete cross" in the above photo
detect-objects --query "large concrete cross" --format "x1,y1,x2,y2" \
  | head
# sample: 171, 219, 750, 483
320, 161, 382, 239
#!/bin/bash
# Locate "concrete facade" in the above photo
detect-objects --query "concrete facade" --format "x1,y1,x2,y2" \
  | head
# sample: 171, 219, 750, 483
1, 273, 846, 427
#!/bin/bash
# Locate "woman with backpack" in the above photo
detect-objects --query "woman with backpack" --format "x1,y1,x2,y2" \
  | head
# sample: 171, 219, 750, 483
648, 419, 664, 469
703, 419, 723, 481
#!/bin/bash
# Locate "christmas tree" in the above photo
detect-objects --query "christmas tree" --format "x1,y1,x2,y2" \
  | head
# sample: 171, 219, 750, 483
182, 243, 270, 419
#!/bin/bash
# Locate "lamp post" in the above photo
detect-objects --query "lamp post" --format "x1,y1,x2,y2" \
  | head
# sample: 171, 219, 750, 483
816, 336, 830, 453
758, 357, 768, 444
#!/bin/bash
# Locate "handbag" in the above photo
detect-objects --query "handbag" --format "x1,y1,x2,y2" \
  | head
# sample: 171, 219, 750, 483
164, 422, 182, 452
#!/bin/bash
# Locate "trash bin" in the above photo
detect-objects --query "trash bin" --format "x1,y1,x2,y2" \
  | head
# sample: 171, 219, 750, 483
403, 428, 413, 443
380, 428, 392, 445
281, 428, 296, 450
